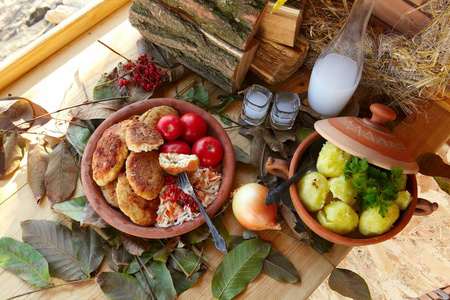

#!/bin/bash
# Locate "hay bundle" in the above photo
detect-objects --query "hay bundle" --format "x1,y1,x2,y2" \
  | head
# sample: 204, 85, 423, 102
300, 0, 450, 113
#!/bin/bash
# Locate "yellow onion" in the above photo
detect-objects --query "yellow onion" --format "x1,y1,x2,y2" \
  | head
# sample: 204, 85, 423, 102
232, 183, 281, 231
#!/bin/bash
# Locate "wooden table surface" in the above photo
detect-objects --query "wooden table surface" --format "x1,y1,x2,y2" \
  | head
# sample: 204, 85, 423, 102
0, 3, 351, 299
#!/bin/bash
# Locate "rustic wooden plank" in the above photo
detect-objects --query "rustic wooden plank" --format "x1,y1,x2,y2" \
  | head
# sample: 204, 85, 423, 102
257, 1, 306, 47
159, 0, 268, 50
0, 0, 130, 93
129, 0, 259, 93
250, 36, 309, 85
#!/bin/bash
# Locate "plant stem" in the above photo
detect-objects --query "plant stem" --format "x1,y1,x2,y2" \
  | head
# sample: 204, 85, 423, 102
6, 279, 90, 300
136, 256, 157, 300
188, 242, 204, 279
173, 79, 196, 99
97, 40, 130, 61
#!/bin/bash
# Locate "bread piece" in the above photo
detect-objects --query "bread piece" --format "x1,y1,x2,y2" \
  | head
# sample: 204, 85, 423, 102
159, 153, 200, 175
92, 120, 131, 186
126, 151, 164, 200
125, 119, 164, 152
101, 179, 119, 208
116, 173, 159, 226
139, 105, 179, 127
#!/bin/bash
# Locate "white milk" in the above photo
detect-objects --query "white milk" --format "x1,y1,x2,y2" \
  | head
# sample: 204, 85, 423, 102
243, 91, 270, 120
307, 53, 361, 117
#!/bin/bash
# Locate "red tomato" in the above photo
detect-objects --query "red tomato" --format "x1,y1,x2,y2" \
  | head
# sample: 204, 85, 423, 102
160, 140, 191, 154
156, 115, 184, 140
180, 113, 207, 144
192, 136, 223, 167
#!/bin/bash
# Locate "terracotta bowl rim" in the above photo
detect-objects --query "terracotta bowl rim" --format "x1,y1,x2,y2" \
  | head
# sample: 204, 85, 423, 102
288, 132, 418, 246
80, 98, 235, 238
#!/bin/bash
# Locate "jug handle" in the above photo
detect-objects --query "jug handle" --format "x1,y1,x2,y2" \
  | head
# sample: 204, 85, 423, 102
414, 198, 439, 216
266, 157, 290, 180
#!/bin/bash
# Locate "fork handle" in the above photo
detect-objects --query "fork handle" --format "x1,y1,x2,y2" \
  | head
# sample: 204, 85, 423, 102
192, 195, 228, 254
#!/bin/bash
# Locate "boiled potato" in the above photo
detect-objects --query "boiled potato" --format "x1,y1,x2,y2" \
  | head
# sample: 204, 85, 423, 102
359, 203, 400, 237
328, 175, 358, 206
297, 172, 329, 212
394, 190, 412, 210
317, 201, 359, 235
316, 142, 350, 177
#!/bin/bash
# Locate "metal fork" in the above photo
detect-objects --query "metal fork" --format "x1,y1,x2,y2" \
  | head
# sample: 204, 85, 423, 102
177, 171, 228, 254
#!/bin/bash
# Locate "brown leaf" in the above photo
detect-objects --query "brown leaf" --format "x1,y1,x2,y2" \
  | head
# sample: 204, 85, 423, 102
136, 38, 179, 68
0, 134, 5, 178
121, 234, 152, 256
2, 132, 26, 178
73, 100, 124, 120
279, 204, 309, 244
0, 97, 50, 131
44, 141, 78, 206
263, 130, 288, 159
80, 202, 109, 229
27, 137, 52, 203
247, 127, 275, 176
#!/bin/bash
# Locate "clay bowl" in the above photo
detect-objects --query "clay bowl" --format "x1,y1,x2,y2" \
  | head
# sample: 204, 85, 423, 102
287, 132, 422, 246
81, 98, 235, 238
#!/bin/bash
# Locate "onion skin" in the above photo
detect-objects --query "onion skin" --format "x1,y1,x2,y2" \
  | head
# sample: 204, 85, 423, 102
232, 183, 281, 231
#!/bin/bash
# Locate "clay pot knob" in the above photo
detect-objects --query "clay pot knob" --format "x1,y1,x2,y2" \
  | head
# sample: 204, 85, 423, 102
369, 103, 396, 126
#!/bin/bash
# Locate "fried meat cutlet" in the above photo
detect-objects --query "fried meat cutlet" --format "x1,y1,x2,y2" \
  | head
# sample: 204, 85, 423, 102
92, 120, 131, 186
126, 151, 164, 200
116, 173, 159, 226
101, 179, 119, 208
125, 119, 164, 152
139, 105, 179, 127
158, 153, 200, 175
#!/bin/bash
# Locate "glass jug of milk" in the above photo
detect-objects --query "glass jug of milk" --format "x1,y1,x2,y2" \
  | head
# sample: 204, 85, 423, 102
307, 0, 376, 117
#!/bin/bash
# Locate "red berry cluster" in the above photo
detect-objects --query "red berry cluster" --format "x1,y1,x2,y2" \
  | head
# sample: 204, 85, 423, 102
161, 176, 200, 212
118, 54, 168, 91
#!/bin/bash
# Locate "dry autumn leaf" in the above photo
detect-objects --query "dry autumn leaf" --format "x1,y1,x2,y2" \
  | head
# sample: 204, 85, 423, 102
27, 137, 52, 203
2, 132, 26, 179
44, 141, 78, 206
0, 97, 50, 131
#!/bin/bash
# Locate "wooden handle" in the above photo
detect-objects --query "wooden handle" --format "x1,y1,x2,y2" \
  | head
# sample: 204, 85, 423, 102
369, 103, 397, 126
414, 198, 439, 216
265, 157, 290, 180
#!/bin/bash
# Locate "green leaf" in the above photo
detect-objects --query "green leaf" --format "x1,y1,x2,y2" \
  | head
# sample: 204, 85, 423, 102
168, 265, 204, 294
66, 120, 92, 156
310, 232, 334, 255
125, 243, 163, 274
229, 236, 245, 250
328, 268, 372, 300
212, 238, 271, 300
153, 237, 180, 262
21, 220, 87, 280
242, 229, 258, 240
434, 177, 450, 195
52, 196, 87, 222
72, 223, 104, 277
210, 96, 235, 114
212, 217, 231, 248
262, 248, 300, 283
233, 145, 252, 164
181, 224, 210, 244
168, 248, 201, 274
186, 85, 209, 108
219, 113, 232, 126
93, 75, 122, 100
135, 260, 177, 300
0, 237, 52, 288
96, 272, 148, 299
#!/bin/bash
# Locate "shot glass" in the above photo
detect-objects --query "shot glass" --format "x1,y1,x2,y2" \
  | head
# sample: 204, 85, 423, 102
240, 84, 272, 126
269, 91, 300, 130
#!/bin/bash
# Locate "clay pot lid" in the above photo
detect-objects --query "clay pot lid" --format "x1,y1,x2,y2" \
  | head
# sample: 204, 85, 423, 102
314, 103, 419, 174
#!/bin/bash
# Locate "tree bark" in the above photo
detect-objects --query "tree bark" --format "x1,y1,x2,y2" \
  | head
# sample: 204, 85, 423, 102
159, 0, 268, 50
129, 0, 260, 93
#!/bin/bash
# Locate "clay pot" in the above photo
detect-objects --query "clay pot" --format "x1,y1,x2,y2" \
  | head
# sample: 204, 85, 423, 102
266, 104, 438, 246
80, 98, 235, 238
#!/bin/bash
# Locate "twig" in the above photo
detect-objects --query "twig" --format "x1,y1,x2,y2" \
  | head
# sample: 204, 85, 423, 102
97, 40, 130, 62
173, 79, 196, 99
136, 256, 157, 300
6, 279, 90, 300
188, 242, 204, 280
